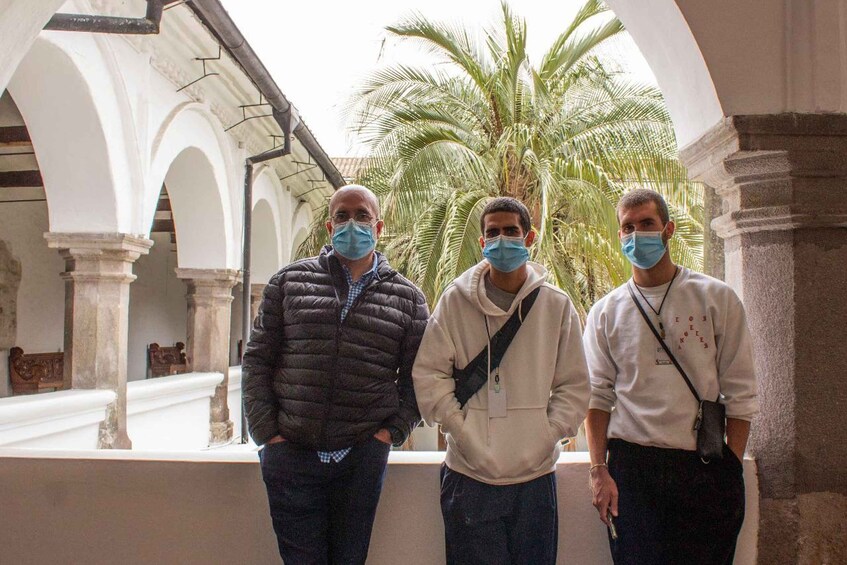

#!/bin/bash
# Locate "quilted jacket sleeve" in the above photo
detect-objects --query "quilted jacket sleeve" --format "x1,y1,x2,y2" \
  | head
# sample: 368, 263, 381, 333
380, 287, 430, 446
242, 273, 284, 445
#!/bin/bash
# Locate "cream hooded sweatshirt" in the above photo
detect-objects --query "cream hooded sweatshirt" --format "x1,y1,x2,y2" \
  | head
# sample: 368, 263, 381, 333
412, 260, 590, 485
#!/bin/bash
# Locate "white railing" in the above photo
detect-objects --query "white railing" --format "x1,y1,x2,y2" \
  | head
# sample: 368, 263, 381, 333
126, 372, 222, 450
0, 389, 115, 448
0, 372, 226, 449
0, 449, 759, 564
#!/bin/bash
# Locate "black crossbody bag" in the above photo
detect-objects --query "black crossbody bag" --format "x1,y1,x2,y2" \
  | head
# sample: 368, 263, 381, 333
453, 288, 540, 408
628, 284, 725, 460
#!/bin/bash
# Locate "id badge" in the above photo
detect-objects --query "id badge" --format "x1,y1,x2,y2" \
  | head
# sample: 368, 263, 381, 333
655, 346, 672, 366
488, 387, 508, 418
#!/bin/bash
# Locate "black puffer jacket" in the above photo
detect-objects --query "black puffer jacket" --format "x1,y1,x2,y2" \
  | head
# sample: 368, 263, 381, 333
243, 247, 429, 450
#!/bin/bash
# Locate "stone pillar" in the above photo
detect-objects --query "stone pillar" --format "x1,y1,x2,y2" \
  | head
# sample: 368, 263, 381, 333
250, 283, 266, 324
681, 114, 847, 564
44, 233, 152, 449
175, 268, 240, 445
701, 184, 725, 281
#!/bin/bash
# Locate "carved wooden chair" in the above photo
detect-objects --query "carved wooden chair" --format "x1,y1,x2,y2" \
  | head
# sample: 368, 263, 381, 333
147, 342, 188, 378
8, 347, 64, 394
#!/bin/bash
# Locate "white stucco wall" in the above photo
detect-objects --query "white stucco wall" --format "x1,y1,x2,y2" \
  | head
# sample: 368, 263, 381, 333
128, 232, 187, 382
0, 451, 759, 565
0, 201, 65, 358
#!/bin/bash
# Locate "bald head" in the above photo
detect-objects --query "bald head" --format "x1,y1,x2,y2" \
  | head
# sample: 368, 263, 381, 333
328, 184, 380, 219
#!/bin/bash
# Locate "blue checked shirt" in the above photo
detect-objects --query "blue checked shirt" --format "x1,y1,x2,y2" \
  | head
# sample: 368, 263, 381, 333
316, 252, 380, 464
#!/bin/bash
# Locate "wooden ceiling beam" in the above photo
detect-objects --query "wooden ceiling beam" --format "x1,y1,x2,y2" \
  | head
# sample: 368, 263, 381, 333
0, 170, 42, 188
0, 126, 31, 146
151, 218, 175, 233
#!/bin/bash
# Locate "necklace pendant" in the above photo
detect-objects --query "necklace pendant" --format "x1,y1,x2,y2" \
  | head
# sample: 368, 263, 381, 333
659, 321, 666, 339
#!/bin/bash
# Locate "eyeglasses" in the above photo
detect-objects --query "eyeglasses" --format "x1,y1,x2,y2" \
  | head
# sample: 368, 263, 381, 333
331, 211, 375, 224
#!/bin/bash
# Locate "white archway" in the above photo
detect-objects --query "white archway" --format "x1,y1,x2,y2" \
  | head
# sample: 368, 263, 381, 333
251, 199, 281, 283
606, 0, 847, 148
7, 36, 124, 232
160, 147, 230, 269
149, 104, 235, 269
252, 166, 287, 270
604, 0, 722, 148
289, 202, 314, 263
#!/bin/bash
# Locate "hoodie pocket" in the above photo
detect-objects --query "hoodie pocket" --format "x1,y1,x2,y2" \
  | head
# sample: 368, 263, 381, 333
455, 408, 559, 480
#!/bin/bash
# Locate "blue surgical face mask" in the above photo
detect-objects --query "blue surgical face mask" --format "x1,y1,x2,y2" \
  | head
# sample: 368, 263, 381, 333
483, 235, 530, 273
620, 227, 668, 269
331, 219, 377, 260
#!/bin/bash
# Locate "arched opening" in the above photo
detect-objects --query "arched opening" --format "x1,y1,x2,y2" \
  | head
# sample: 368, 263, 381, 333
127, 184, 186, 381
0, 90, 64, 397
0, 32, 126, 396
229, 193, 283, 367
129, 146, 231, 382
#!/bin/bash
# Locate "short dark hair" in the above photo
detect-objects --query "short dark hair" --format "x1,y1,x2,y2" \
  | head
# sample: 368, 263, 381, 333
480, 197, 532, 235
616, 189, 670, 225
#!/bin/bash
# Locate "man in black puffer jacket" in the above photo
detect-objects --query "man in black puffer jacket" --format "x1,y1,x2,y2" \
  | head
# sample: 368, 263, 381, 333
243, 184, 429, 565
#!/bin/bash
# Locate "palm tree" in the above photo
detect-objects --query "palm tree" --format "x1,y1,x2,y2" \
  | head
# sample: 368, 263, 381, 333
304, 0, 703, 315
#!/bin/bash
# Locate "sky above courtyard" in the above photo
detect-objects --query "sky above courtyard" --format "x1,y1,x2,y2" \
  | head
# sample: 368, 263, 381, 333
220, 0, 656, 158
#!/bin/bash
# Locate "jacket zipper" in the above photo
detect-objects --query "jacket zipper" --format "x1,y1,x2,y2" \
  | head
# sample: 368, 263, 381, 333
317, 272, 397, 448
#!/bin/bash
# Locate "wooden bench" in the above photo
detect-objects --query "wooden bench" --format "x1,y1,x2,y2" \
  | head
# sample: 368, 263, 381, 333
147, 342, 188, 378
8, 347, 64, 394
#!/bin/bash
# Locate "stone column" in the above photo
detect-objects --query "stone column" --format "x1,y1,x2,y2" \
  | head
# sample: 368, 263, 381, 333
681, 114, 847, 564
250, 283, 266, 325
45, 233, 152, 449
175, 268, 240, 445
701, 184, 725, 281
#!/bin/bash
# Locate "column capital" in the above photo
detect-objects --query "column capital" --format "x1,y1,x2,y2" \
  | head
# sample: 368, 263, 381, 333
44, 232, 154, 257
45, 232, 153, 283
174, 268, 241, 286
680, 114, 847, 239
175, 268, 240, 307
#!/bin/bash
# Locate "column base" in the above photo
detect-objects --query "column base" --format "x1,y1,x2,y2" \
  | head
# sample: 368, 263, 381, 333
97, 401, 132, 449
209, 420, 234, 445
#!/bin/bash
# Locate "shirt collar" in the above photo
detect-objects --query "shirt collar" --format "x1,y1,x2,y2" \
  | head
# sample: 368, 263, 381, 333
333, 251, 380, 282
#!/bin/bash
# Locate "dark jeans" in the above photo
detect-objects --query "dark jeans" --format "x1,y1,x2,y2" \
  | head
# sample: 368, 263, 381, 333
606, 439, 746, 565
440, 465, 558, 565
259, 437, 391, 565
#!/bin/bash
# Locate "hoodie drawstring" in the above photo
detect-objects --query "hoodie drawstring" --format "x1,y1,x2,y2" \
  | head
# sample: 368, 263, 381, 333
484, 314, 492, 446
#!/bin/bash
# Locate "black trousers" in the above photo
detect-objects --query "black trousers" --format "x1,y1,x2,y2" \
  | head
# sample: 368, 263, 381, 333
259, 437, 391, 565
606, 439, 746, 565
440, 465, 558, 565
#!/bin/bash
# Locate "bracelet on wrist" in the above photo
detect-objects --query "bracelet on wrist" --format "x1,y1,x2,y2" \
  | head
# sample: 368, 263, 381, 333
589, 463, 608, 473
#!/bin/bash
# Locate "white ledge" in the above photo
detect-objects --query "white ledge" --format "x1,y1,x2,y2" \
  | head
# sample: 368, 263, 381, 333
0, 389, 116, 447
0, 389, 115, 427
127, 372, 222, 415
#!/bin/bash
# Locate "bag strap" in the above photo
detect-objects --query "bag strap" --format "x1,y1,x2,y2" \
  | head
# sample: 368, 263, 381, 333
460, 287, 541, 378
627, 282, 701, 403
487, 287, 541, 371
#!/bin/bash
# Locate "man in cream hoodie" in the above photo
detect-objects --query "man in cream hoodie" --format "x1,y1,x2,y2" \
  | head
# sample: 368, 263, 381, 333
413, 197, 590, 565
